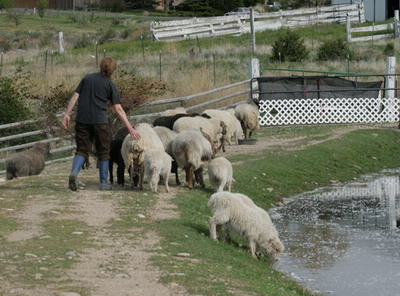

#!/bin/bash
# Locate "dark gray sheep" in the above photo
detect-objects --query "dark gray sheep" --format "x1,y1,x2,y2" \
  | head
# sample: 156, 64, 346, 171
6, 142, 50, 180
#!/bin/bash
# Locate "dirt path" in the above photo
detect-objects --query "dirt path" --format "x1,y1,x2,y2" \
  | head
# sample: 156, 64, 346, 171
2, 124, 398, 296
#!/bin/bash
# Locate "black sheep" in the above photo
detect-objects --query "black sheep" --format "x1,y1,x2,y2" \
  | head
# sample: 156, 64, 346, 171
109, 139, 126, 186
153, 113, 210, 130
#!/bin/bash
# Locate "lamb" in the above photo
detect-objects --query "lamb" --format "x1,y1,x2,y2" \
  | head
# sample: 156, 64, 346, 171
153, 112, 210, 130
144, 149, 172, 193
208, 157, 233, 192
208, 192, 284, 261
153, 126, 180, 185
234, 100, 260, 139
160, 107, 187, 116
6, 142, 50, 180
171, 130, 215, 189
121, 123, 165, 190
203, 109, 244, 147
172, 116, 227, 152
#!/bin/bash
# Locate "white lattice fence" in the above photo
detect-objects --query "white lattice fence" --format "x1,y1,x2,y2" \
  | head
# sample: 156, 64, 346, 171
259, 97, 400, 126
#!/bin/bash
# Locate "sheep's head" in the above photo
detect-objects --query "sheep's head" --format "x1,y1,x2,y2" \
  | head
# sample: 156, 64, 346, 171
260, 237, 284, 261
130, 143, 145, 167
219, 120, 227, 136
200, 128, 218, 157
33, 142, 51, 156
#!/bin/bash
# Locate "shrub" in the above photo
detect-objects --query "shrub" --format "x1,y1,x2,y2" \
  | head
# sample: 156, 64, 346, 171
383, 42, 395, 56
0, 72, 32, 125
32, 84, 72, 138
271, 29, 309, 62
74, 34, 95, 49
37, 0, 48, 18
6, 9, 23, 26
317, 38, 354, 61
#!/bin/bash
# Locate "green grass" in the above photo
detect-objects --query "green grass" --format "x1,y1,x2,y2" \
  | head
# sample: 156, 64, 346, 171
146, 127, 400, 295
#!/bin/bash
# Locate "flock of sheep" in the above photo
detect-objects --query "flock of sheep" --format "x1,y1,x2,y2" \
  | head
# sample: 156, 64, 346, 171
4, 99, 284, 261
116, 100, 283, 261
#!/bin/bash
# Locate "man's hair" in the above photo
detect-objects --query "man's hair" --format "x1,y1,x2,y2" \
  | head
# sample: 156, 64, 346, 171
100, 57, 117, 78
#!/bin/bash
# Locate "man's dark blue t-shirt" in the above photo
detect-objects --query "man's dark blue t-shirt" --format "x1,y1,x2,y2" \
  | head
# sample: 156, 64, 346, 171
75, 72, 121, 124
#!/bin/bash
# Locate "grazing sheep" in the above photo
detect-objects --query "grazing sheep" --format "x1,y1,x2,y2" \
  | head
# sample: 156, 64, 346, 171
153, 126, 180, 185
109, 138, 125, 186
171, 130, 215, 189
172, 116, 227, 152
234, 101, 260, 139
144, 149, 172, 193
6, 142, 50, 180
154, 113, 210, 130
208, 157, 233, 192
203, 109, 244, 147
121, 123, 164, 190
161, 107, 187, 116
208, 192, 284, 261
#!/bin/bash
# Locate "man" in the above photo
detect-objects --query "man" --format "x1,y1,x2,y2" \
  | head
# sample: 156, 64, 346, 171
62, 57, 140, 191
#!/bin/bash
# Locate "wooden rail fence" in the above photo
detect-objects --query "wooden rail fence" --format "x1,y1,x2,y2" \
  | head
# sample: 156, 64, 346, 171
346, 11, 400, 43
0, 79, 250, 174
150, 3, 365, 42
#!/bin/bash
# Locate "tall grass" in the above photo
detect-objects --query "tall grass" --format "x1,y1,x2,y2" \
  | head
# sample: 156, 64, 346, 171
0, 11, 397, 106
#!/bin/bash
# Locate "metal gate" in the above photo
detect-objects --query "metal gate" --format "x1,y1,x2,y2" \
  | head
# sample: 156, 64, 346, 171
252, 74, 400, 126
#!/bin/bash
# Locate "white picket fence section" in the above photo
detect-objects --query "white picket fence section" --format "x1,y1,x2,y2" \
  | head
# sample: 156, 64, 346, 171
151, 3, 365, 41
259, 97, 400, 126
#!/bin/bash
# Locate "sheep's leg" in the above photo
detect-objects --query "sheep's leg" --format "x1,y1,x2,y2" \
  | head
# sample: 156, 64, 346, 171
186, 167, 194, 189
194, 167, 205, 188
139, 168, 144, 190
163, 172, 170, 193
172, 160, 180, 185
109, 161, 114, 185
209, 219, 218, 240
249, 240, 258, 259
117, 164, 125, 186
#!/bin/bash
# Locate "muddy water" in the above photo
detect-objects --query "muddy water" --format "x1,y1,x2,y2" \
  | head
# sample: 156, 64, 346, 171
270, 170, 400, 296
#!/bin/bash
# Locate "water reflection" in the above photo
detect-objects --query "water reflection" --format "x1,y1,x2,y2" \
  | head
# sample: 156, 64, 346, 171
271, 170, 400, 296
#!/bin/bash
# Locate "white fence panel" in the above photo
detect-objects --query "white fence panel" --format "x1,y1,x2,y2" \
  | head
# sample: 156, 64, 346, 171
259, 97, 400, 126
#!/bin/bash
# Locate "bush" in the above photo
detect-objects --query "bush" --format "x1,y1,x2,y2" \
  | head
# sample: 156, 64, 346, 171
37, 0, 48, 18
383, 42, 395, 56
271, 29, 309, 62
317, 38, 354, 61
0, 72, 32, 125
74, 34, 95, 49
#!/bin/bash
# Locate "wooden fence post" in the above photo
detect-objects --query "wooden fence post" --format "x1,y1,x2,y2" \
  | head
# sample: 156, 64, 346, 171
346, 14, 352, 42
58, 32, 64, 53
385, 56, 396, 99
250, 8, 256, 53
0, 52, 3, 76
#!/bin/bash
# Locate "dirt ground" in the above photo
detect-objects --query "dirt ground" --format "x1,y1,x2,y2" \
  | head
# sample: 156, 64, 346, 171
1, 124, 398, 296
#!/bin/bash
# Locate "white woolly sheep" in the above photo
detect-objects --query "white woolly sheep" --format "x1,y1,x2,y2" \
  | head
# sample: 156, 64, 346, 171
121, 123, 165, 190
203, 109, 244, 147
208, 192, 284, 261
208, 157, 233, 192
6, 142, 50, 180
171, 130, 215, 189
144, 149, 172, 193
234, 101, 260, 139
172, 116, 227, 152
161, 107, 187, 116
153, 126, 180, 185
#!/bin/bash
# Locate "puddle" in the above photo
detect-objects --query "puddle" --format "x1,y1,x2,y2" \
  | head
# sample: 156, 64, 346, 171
270, 169, 400, 296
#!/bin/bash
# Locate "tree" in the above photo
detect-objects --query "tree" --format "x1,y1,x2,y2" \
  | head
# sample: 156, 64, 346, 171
6, 9, 23, 26
0, 0, 13, 9
124, 0, 160, 9
37, 0, 48, 18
